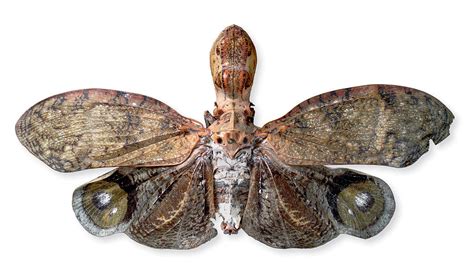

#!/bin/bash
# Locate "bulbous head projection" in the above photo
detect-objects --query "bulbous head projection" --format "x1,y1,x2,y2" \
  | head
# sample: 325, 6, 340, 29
208, 25, 258, 158
210, 25, 257, 114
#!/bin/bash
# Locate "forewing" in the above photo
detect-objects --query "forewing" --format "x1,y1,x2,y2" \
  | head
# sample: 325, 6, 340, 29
242, 147, 395, 248
73, 147, 217, 249
259, 85, 454, 167
16, 89, 204, 172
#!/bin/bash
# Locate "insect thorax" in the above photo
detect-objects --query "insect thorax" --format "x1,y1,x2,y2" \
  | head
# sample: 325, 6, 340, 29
211, 142, 251, 234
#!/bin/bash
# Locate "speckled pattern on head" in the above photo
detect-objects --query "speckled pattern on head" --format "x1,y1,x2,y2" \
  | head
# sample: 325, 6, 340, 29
210, 25, 257, 107
16, 25, 453, 249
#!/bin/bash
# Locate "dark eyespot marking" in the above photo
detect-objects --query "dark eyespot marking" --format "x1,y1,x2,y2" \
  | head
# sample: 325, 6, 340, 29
92, 191, 112, 210
354, 191, 375, 212
79, 180, 129, 229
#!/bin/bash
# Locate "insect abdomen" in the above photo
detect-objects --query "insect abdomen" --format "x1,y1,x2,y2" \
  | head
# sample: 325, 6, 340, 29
212, 144, 251, 234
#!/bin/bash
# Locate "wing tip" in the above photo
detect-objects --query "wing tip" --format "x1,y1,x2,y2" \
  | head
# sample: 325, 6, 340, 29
15, 102, 72, 173
351, 177, 396, 240
329, 171, 396, 239
72, 183, 129, 237
433, 106, 455, 145
391, 101, 454, 168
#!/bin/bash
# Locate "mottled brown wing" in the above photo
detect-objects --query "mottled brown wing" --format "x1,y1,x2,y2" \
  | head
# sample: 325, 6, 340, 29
73, 147, 217, 249
242, 147, 395, 249
259, 85, 454, 167
16, 89, 205, 172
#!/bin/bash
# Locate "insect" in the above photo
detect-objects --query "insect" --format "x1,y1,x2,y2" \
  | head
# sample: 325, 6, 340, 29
16, 25, 453, 249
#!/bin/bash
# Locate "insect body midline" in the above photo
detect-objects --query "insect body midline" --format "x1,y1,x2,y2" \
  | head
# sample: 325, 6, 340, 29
211, 142, 251, 234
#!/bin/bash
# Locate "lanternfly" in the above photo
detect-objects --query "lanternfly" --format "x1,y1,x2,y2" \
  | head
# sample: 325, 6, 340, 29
16, 25, 453, 249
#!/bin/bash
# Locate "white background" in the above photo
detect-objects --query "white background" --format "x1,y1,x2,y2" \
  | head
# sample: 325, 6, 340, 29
0, 1, 472, 276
